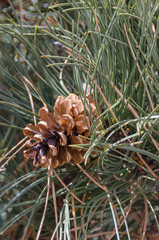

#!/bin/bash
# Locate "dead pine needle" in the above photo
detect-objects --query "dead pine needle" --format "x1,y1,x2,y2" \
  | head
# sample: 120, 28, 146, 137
21, 79, 37, 125
94, 9, 99, 33
22, 76, 47, 108
71, 193, 78, 240
0, 136, 28, 165
19, 0, 23, 25
76, 163, 109, 193
141, 198, 148, 240
50, 170, 59, 240
36, 165, 51, 240
52, 168, 86, 206
0, 141, 27, 170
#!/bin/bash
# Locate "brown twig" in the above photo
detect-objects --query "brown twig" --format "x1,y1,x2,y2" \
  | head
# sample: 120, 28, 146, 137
36, 165, 51, 240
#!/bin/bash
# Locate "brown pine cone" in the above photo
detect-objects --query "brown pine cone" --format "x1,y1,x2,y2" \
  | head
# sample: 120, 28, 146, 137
23, 91, 98, 168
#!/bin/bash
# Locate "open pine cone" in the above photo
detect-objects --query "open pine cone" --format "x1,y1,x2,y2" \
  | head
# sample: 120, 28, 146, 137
23, 92, 97, 168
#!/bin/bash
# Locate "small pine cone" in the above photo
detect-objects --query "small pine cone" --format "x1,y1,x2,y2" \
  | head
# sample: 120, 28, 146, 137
23, 90, 98, 168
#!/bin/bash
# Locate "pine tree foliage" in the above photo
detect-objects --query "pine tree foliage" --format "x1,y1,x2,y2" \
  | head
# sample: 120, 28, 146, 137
0, 0, 159, 239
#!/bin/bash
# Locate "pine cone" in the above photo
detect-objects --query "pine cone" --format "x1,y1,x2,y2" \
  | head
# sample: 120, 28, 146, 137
23, 91, 98, 168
